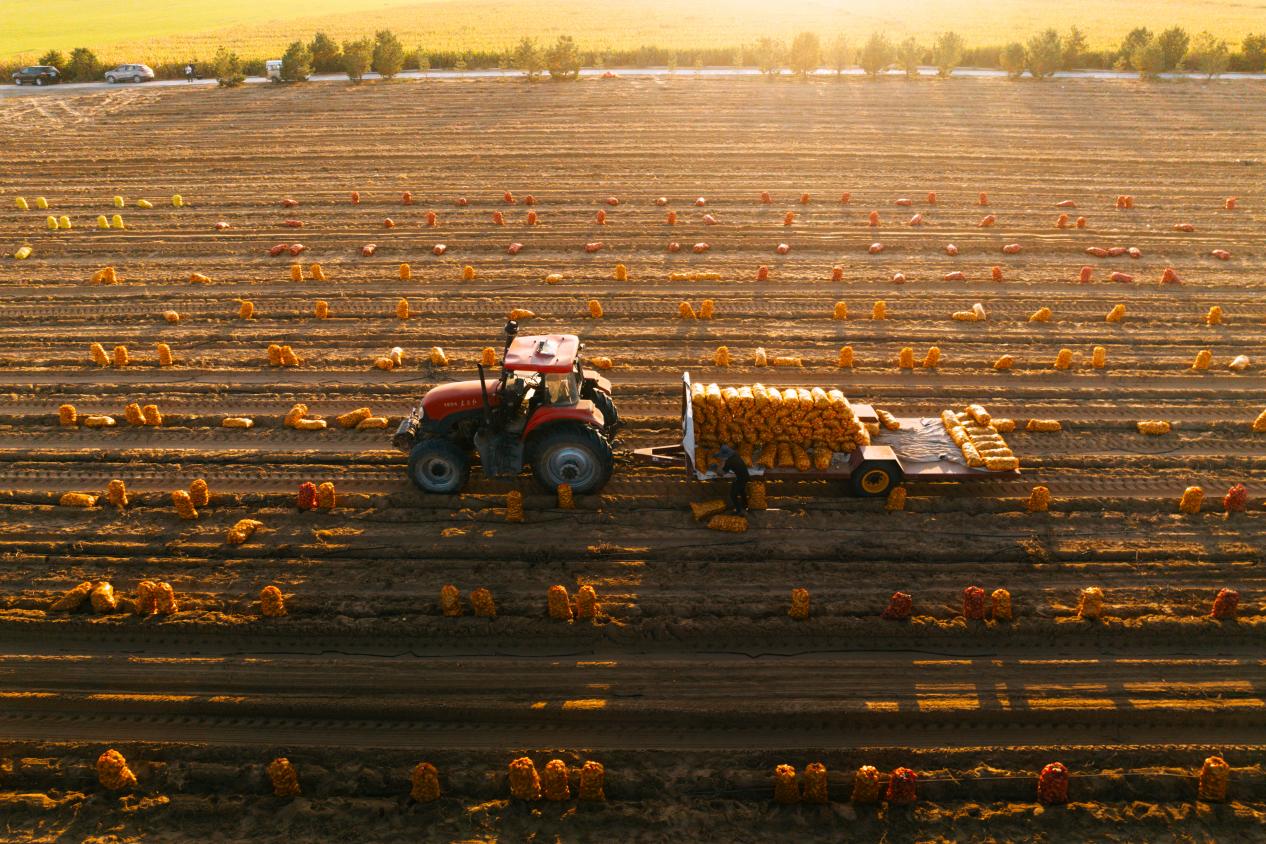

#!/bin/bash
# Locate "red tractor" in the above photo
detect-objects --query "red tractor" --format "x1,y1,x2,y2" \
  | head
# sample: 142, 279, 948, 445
393, 321, 619, 494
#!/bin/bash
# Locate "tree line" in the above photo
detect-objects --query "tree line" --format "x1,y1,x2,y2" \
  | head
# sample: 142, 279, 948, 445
15, 26, 1264, 85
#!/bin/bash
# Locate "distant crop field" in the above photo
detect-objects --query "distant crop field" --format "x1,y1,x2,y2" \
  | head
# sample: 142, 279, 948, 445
6, 0, 1265, 63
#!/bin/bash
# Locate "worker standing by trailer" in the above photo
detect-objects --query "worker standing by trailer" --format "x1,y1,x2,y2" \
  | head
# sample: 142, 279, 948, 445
711, 444, 749, 515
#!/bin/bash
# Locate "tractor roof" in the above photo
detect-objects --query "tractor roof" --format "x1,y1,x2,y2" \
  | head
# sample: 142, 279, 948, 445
503, 334, 579, 373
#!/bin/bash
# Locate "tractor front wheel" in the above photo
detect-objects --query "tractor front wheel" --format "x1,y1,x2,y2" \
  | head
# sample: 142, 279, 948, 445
408, 438, 470, 494
530, 424, 613, 495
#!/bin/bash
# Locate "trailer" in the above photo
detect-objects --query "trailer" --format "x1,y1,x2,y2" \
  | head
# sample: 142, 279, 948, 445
634, 372, 1019, 496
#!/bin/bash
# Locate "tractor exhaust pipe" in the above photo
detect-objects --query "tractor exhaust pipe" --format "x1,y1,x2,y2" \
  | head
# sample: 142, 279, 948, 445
477, 363, 493, 427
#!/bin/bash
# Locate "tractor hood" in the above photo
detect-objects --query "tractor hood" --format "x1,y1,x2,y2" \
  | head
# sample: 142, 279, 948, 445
421, 380, 496, 421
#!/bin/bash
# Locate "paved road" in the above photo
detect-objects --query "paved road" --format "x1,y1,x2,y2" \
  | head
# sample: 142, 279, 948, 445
3, 65, 1263, 98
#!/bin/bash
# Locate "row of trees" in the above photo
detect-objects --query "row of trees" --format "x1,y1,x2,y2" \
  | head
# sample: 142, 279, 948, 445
275, 29, 408, 82
266, 32, 581, 82
22, 27, 1264, 85
752, 27, 1237, 80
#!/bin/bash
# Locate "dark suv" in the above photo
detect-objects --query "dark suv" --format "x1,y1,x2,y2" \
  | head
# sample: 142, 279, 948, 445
12, 66, 60, 86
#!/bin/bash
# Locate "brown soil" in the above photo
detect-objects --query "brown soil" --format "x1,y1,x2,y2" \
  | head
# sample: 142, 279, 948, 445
0, 77, 1263, 841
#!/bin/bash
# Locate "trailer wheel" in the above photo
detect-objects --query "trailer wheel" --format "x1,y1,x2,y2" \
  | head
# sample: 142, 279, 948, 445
851, 461, 900, 497
408, 438, 470, 494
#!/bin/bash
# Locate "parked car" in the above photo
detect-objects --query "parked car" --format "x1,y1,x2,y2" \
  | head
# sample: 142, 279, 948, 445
12, 66, 60, 86
104, 64, 155, 84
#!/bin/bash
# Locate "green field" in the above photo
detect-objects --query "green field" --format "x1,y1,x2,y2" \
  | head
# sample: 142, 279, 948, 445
6, 0, 1266, 63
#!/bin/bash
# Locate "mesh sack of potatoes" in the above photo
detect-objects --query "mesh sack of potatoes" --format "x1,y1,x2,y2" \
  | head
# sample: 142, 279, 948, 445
690, 382, 869, 461
940, 405, 1018, 470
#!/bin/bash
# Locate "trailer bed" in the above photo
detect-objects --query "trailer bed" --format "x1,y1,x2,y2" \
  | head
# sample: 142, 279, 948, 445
633, 373, 1019, 483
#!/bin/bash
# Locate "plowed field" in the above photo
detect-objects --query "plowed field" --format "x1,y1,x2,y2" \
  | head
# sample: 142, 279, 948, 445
0, 77, 1264, 841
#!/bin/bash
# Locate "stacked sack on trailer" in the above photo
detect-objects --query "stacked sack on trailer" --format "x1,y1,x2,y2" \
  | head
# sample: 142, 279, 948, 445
940, 404, 1019, 470
690, 382, 869, 471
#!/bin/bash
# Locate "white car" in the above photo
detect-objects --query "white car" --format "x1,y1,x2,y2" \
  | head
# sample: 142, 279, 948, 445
265, 60, 283, 81
105, 64, 155, 83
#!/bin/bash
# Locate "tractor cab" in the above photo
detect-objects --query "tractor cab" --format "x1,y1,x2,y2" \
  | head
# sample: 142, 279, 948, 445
394, 321, 619, 495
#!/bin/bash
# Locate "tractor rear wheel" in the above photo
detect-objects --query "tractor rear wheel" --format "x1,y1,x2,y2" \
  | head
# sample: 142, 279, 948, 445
530, 424, 613, 494
408, 438, 470, 494
588, 389, 620, 435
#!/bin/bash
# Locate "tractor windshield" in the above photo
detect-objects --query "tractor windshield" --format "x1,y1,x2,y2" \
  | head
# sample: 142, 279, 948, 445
544, 372, 579, 405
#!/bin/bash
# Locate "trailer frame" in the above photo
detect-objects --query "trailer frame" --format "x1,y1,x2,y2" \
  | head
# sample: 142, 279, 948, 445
633, 372, 1019, 495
